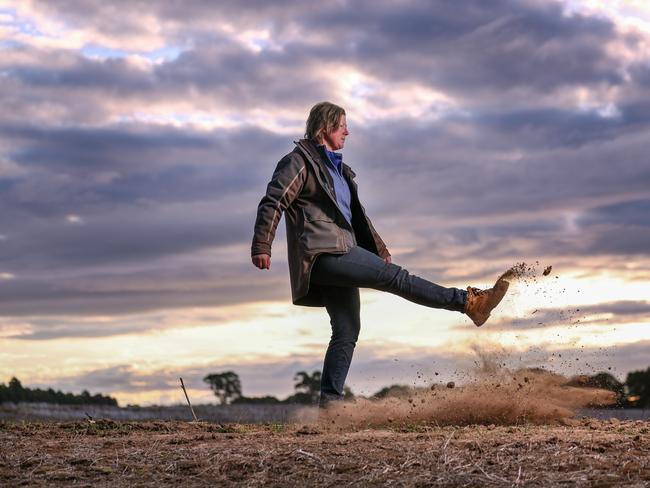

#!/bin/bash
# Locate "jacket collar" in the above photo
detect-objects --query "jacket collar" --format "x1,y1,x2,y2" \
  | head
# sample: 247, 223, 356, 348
294, 139, 356, 179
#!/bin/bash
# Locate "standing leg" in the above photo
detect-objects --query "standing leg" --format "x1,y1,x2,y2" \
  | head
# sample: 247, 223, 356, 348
319, 285, 360, 408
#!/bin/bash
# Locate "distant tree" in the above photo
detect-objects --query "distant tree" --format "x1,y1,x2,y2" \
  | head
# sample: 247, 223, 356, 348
515, 367, 564, 380
626, 367, 650, 408
373, 384, 411, 399
289, 370, 321, 404
8, 377, 25, 402
232, 395, 281, 405
565, 372, 625, 407
283, 391, 314, 404
203, 371, 242, 405
294, 370, 321, 394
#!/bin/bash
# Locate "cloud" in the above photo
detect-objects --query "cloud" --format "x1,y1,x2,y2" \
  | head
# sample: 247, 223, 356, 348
483, 300, 650, 331
579, 198, 650, 228
0, 250, 291, 318
49, 365, 178, 395
301, 0, 623, 98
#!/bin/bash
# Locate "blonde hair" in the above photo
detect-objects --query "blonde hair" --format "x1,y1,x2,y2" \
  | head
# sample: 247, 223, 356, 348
304, 101, 346, 143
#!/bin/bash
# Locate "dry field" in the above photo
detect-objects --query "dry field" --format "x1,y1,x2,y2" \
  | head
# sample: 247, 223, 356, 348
1, 417, 649, 487
3, 368, 649, 486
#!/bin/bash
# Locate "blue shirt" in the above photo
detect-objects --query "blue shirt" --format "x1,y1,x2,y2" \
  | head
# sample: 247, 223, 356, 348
319, 145, 353, 225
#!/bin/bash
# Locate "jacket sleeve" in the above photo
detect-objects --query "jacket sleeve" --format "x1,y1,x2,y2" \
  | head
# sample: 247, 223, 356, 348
251, 153, 307, 257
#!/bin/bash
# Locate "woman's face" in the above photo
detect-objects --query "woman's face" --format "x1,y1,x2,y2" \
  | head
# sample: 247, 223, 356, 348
322, 114, 349, 151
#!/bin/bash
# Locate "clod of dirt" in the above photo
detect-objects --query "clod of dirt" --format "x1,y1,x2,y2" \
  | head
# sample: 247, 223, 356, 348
498, 261, 553, 282
295, 425, 321, 435
446, 381, 455, 389
499, 262, 535, 281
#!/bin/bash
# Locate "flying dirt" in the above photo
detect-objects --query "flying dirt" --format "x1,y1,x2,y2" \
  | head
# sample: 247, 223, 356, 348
315, 365, 615, 430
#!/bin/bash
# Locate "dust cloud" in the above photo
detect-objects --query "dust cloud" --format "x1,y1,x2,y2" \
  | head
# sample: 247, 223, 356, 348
317, 363, 614, 429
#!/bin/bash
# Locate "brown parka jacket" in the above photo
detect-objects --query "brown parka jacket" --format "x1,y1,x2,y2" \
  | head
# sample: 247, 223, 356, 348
251, 138, 391, 307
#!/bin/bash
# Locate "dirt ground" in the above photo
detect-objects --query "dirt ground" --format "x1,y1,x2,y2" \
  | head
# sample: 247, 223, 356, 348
1, 418, 649, 487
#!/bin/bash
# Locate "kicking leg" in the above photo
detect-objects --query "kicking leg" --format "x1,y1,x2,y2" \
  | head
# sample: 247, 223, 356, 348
311, 246, 509, 326
311, 246, 467, 312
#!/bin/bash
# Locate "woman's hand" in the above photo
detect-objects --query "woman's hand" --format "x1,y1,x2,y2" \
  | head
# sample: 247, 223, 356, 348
252, 253, 271, 270
384, 255, 392, 264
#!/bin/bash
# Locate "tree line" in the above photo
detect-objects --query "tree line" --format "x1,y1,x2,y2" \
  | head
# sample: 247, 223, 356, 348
3, 365, 649, 408
0, 377, 118, 406
204, 367, 650, 408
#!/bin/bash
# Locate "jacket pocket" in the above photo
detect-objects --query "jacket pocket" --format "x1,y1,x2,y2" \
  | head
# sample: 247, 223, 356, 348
303, 207, 335, 223
300, 207, 340, 251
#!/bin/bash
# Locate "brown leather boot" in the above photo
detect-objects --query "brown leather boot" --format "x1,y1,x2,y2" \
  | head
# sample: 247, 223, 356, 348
464, 278, 510, 327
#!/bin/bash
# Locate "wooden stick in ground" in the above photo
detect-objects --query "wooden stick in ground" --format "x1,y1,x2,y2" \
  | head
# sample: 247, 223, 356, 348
179, 377, 199, 422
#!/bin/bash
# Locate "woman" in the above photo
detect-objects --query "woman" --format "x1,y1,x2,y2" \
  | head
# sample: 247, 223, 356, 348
252, 101, 509, 407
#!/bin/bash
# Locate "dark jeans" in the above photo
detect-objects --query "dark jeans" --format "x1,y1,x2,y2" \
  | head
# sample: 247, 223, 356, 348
310, 245, 467, 407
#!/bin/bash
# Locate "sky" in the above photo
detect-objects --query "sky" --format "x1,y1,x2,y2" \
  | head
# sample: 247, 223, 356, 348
0, 0, 649, 406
